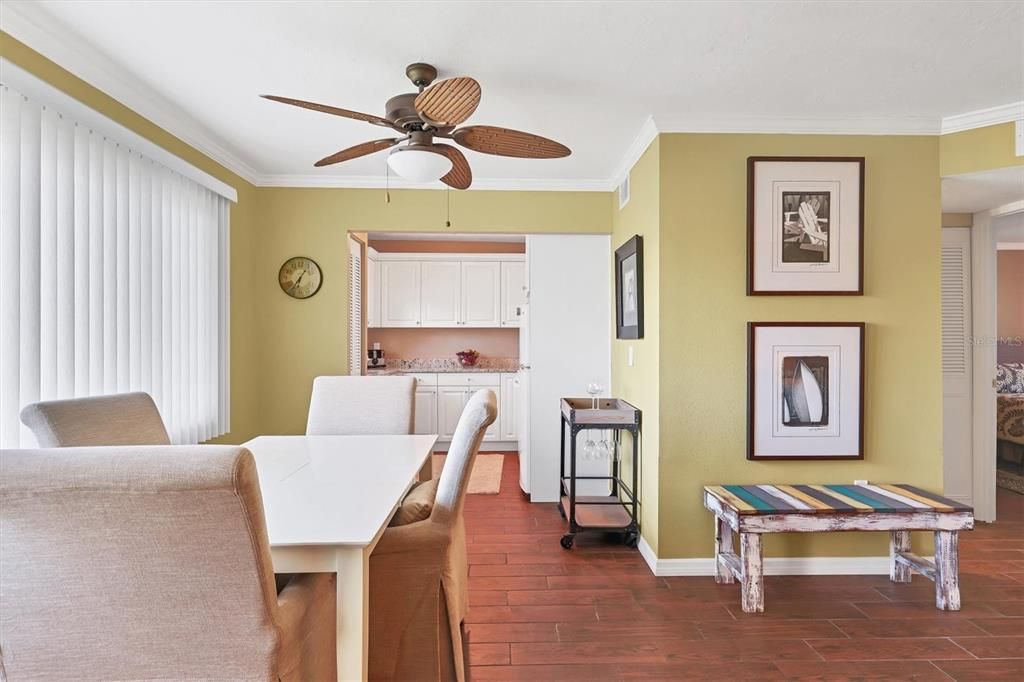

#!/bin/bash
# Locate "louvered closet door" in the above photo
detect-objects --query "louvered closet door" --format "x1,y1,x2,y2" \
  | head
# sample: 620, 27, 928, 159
941, 227, 972, 504
348, 238, 363, 375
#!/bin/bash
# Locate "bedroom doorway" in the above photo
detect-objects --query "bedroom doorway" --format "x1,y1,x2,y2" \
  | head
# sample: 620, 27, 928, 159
994, 218, 1024, 501
941, 163, 1023, 522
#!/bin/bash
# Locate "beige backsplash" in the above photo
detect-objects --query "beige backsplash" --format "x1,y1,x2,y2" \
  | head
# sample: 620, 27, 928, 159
367, 327, 520, 362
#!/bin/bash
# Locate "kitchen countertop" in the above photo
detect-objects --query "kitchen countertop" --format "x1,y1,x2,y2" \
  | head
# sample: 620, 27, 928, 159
367, 366, 518, 375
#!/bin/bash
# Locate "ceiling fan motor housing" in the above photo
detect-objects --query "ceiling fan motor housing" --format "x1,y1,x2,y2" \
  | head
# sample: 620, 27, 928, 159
385, 93, 425, 129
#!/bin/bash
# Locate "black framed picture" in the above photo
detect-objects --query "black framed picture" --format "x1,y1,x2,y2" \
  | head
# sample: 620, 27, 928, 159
747, 157, 865, 295
615, 235, 643, 339
748, 322, 865, 461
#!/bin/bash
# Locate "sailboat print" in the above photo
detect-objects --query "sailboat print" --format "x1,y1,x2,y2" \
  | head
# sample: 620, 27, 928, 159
782, 356, 829, 427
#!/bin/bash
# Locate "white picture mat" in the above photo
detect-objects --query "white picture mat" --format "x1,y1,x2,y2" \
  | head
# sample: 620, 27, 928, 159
753, 161, 861, 292
770, 344, 841, 439
753, 325, 862, 458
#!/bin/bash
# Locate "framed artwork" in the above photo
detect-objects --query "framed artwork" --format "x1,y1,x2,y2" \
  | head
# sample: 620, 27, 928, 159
747, 322, 865, 461
615, 235, 644, 339
747, 157, 864, 295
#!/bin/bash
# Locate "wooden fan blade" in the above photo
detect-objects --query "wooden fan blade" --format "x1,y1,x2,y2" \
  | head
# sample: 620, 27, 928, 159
429, 144, 472, 190
414, 77, 481, 127
260, 95, 392, 127
452, 126, 570, 158
314, 138, 400, 167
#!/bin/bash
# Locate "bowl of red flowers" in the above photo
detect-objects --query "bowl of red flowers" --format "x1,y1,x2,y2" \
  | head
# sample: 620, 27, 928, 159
456, 349, 480, 367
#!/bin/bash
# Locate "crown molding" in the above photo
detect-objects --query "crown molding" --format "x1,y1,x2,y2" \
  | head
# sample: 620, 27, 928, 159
0, 0, 262, 185
941, 101, 1024, 135
652, 114, 941, 136
252, 173, 610, 192
609, 116, 659, 190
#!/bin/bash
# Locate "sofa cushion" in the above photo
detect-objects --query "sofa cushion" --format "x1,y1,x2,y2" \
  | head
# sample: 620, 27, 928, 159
390, 478, 439, 526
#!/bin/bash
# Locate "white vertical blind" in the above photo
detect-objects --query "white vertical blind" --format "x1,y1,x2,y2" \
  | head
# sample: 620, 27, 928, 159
0, 83, 230, 447
348, 237, 363, 376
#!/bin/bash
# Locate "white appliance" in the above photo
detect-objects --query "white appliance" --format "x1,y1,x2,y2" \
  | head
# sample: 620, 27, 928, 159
521, 235, 611, 502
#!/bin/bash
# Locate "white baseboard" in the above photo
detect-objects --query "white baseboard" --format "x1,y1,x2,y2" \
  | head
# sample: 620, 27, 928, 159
636, 537, 888, 577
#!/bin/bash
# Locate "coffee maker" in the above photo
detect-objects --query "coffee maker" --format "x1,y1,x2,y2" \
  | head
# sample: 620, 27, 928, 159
367, 343, 385, 369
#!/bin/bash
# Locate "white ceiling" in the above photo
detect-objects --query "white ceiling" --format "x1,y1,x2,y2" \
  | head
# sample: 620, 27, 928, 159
942, 166, 1024, 213
4, 0, 1023, 189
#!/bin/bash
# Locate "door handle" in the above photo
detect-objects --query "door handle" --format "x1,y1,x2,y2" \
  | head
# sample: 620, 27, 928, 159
519, 364, 531, 370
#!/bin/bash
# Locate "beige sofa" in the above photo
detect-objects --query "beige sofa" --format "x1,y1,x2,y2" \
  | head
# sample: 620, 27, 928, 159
0, 445, 335, 681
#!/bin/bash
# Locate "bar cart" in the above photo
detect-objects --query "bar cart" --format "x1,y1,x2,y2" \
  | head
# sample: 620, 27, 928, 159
558, 397, 642, 549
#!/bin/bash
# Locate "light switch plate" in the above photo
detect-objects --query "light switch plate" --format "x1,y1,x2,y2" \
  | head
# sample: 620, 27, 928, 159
627, 346, 634, 367
854, 479, 868, 486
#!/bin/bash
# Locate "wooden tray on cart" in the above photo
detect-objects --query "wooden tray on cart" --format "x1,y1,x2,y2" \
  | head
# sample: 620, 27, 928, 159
561, 398, 641, 426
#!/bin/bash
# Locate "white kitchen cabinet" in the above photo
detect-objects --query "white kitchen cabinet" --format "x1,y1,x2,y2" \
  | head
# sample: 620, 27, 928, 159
420, 261, 461, 327
460, 261, 501, 327
413, 385, 437, 435
437, 386, 468, 440
499, 373, 519, 440
366, 255, 380, 328
380, 261, 421, 327
500, 261, 526, 327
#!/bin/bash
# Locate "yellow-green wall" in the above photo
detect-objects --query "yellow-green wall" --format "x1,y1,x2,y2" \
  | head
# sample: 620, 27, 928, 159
1, 32, 262, 443
656, 133, 942, 558
940, 121, 1023, 176
610, 140, 660, 553
253, 188, 611, 434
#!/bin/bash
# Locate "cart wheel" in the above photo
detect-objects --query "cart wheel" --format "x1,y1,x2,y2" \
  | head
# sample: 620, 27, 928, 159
624, 532, 639, 548
560, 534, 575, 550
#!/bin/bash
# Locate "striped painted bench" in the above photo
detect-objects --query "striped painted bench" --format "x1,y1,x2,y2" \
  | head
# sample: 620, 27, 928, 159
702, 484, 974, 613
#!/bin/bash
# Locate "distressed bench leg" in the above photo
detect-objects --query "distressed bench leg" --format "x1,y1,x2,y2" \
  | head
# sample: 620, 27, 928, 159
934, 530, 961, 611
740, 532, 764, 613
889, 530, 912, 583
714, 515, 735, 584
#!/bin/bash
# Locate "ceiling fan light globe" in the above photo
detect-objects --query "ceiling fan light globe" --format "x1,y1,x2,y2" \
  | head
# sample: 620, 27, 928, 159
386, 147, 452, 183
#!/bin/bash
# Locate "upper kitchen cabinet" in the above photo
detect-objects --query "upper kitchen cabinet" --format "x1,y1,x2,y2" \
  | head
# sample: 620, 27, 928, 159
500, 261, 526, 327
421, 261, 461, 327
461, 261, 501, 327
380, 260, 421, 327
369, 253, 525, 329
366, 254, 381, 328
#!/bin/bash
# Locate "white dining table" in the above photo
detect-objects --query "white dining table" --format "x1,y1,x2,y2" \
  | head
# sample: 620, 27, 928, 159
242, 434, 438, 682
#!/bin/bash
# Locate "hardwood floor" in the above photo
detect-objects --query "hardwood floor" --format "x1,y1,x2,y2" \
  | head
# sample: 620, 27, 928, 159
463, 454, 1024, 681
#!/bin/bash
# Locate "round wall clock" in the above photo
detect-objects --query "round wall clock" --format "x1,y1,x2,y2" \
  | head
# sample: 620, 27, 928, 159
278, 256, 323, 299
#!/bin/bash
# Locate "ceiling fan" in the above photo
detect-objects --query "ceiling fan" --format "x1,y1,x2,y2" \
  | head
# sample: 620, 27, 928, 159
261, 63, 571, 190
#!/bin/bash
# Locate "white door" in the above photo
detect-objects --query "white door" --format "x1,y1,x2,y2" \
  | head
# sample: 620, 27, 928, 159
414, 386, 437, 435
380, 261, 421, 327
366, 254, 380, 328
525, 235, 611, 502
461, 261, 501, 327
500, 261, 527, 327
421, 261, 461, 327
437, 387, 467, 440
942, 227, 973, 505
500, 373, 518, 440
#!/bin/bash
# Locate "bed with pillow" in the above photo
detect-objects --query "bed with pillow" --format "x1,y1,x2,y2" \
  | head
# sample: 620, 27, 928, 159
997, 361, 1024, 467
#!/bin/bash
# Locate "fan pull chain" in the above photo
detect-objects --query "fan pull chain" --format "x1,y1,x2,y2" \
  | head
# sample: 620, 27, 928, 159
385, 162, 390, 204
446, 187, 451, 228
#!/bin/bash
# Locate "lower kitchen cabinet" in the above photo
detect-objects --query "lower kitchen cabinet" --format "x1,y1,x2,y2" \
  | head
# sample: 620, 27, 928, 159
413, 386, 437, 436
416, 374, 510, 443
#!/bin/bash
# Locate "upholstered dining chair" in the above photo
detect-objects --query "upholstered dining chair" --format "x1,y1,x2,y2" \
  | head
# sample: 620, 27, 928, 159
0, 445, 335, 681
368, 389, 497, 682
19, 391, 170, 447
306, 375, 416, 435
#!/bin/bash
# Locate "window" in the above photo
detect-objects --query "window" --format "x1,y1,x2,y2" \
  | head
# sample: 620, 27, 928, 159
0, 62, 234, 447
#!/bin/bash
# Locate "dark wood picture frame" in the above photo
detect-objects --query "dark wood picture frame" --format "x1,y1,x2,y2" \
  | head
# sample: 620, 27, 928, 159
747, 321, 866, 461
615, 235, 644, 339
747, 156, 865, 296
